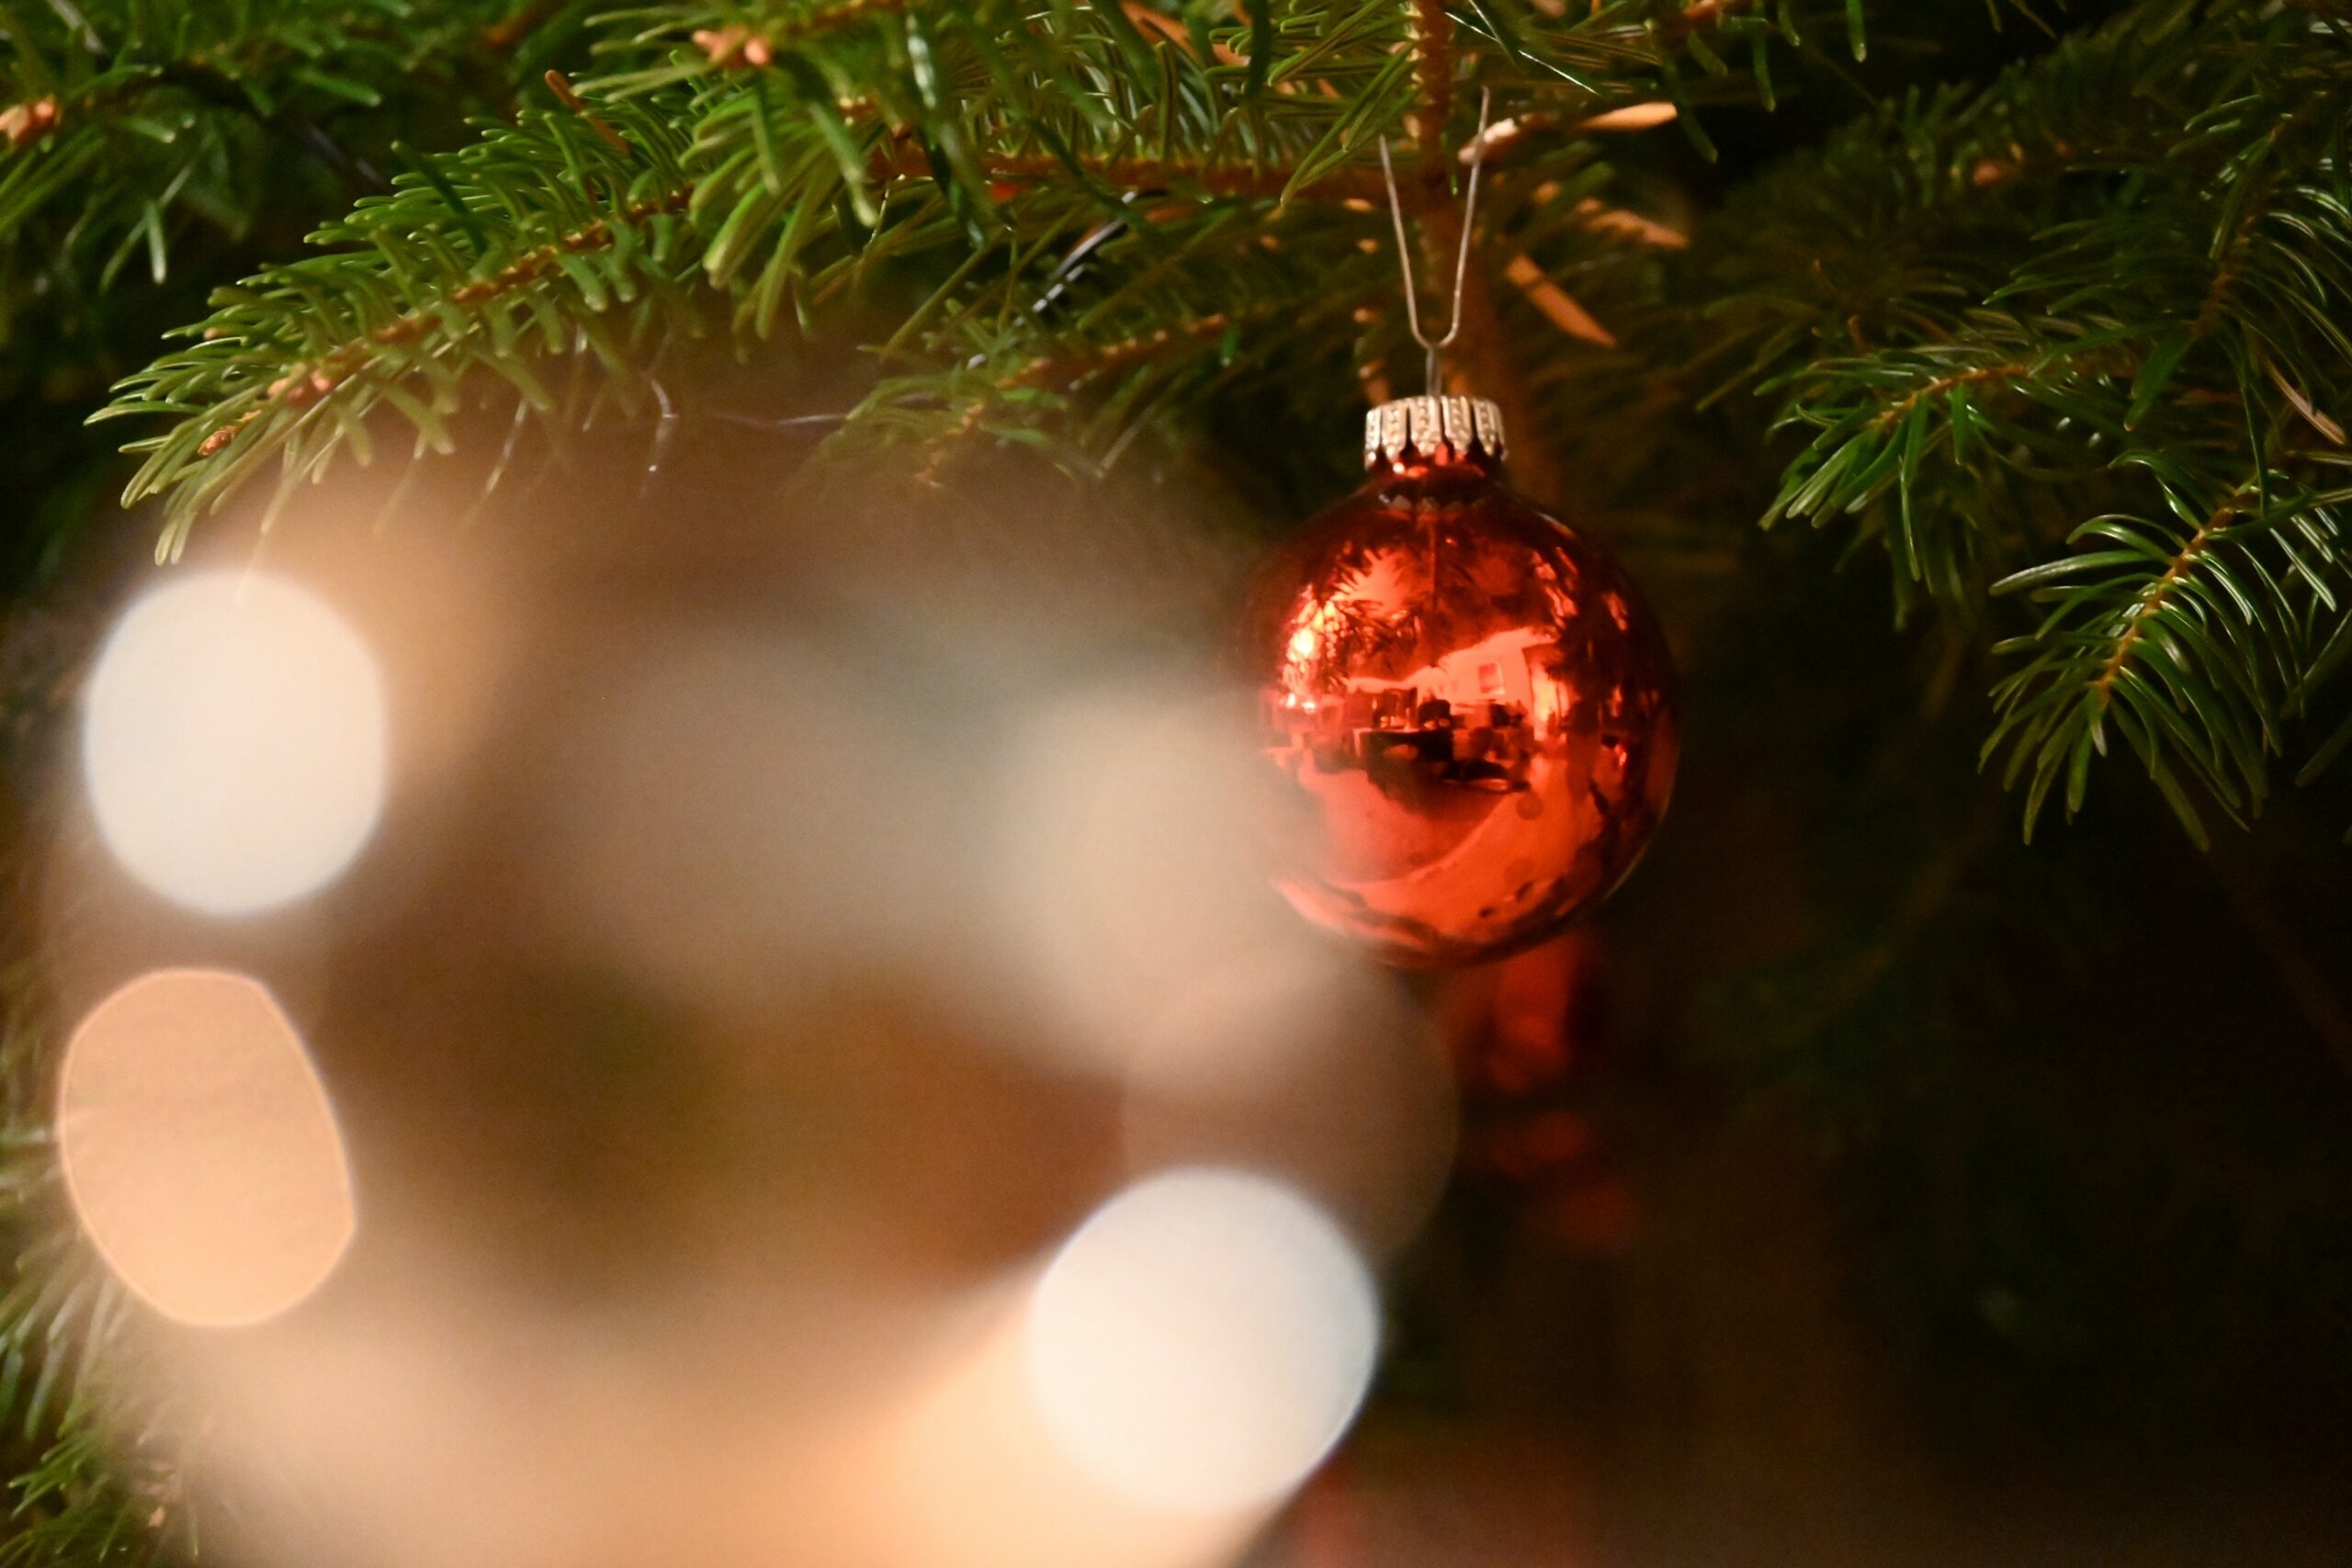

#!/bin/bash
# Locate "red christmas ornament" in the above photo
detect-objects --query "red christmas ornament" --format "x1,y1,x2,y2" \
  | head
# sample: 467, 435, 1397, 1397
1244, 395, 1678, 967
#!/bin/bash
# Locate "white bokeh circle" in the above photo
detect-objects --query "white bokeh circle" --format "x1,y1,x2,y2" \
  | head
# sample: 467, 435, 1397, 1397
1024, 1167, 1379, 1516
83, 570, 387, 916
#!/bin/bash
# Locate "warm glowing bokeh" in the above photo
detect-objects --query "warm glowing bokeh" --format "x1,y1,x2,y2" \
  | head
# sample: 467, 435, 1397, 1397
1118, 961, 1456, 1260
83, 570, 387, 916
995, 684, 1348, 1079
1024, 1168, 1379, 1514
876, 1291, 1263, 1568
58, 969, 355, 1327
40, 455, 1430, 1568
549, 627, 947, 1007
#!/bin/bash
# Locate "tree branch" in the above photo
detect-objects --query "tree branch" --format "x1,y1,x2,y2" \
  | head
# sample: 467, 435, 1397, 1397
1412, 0, 1454, 174
1002, 310, 1238, 390
195, 185, 694, 457
2093, 500, 2237, 705
970, 152, 1390, 204
1866, 362, 2032, 432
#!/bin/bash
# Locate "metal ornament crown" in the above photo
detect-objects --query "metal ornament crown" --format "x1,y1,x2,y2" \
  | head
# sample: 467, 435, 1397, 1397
1363, 395, 1508, 471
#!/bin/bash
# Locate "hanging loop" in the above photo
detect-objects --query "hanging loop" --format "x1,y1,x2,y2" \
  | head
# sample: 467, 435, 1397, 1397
1378, 86, 1495, 396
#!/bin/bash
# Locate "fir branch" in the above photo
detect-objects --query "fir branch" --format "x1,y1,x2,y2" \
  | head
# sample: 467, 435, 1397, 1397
964, 152, 1390, 203
0, 967, 158, 1568
100, 0, 1762, 531
1412, 0, 1454, 151
189, 184, 696, 461
107, 0, 2352, 851
1004, 310, 1240, 389
1679, 1, 2352, 830
2091, 500, 2233, 707
0, 1437, 148, 1568
101, 85, 704, 542
1986, 473, 2352, 842
0, 0, 567, 355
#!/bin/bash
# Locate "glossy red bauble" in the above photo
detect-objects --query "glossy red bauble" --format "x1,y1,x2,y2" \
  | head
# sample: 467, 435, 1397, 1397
1243, 397, 1678, 968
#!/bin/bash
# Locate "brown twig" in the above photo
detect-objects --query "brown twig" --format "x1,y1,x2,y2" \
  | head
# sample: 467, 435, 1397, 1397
694, 27, 775, 68
1412, 0, 1454, 171
2263, 353, 2347, 446
913, 311, 1242, 487
1866, 362, 2032, 433
0, 96, 61, 150
1001, 312, 1238, 393
968, 152, 1390, 204
1506, 254, 1616, 347
2093, 500, 2236, 705
482, 0, 562, 51
1573, 197, 1688, 250
1462, 102, 1676, 167
1664, 0, 1762, 41
685, 0, 913, 70
193, 186, 695, 457
542, 71, 633, 157
2193, 208, 2264, 341
1123, 3, 1250, 66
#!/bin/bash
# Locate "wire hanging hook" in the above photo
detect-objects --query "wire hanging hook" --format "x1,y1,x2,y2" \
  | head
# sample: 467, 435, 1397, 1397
1378, 86, 1495, 396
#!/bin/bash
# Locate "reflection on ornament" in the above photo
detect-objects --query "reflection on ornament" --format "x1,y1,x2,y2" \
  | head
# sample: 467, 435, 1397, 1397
83, 570, 387, 916
58, 969, 355, 1326
1024, 1168, 1378, 1515
1243, 396, 1677, 967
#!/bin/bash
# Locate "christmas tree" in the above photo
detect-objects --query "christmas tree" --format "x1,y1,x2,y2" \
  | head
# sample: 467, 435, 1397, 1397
3, 2, 2349, 1563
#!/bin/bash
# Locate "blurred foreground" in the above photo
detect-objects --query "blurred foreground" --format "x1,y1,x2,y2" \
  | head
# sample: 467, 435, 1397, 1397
11, 364, 2352, 1568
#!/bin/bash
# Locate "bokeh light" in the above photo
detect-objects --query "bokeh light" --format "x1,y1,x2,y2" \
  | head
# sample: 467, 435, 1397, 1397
1119, 962, 1456, 1260
876, 1292, 1261, 1568
1025, 1168, 1379, 1515
994, 683, 1346, 1082
549, 627, 950, 1008
58, 969, 355, 1327
83, 570, 387, 916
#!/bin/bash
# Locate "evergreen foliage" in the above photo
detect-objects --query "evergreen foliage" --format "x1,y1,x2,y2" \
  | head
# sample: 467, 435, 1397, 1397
1699, 2, 2352, 840
0, 974, 141, 1568
0, 0, 583, 336
0, 0, 590, 571
66, 0, 2352, 840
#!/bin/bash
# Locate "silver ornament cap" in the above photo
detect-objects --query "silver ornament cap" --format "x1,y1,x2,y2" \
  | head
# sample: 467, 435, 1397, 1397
1363, 394, 1507, 471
